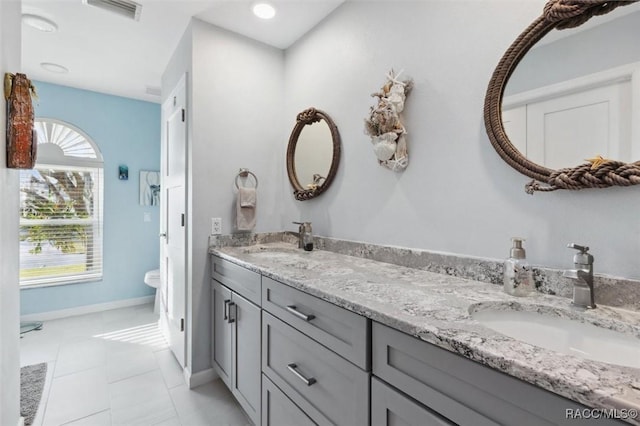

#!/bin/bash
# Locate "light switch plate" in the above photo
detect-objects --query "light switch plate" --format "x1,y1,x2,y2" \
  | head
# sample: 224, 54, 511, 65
211, 217, 222, 235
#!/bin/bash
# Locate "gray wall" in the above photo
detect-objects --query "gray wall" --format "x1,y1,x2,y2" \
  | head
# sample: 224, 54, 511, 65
162, 19, 284, 374
0, 0, 22, 424
283, 0, 640, 280
506, 9, 640, 95
190, 19, 284, 373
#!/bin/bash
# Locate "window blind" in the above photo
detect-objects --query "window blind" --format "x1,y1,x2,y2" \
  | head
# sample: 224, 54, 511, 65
19, 165, 104, 286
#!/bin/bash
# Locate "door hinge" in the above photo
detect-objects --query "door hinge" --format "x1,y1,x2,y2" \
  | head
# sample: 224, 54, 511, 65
180, 318, 185, 332
181, 213, 185, 227
181, 108, 185, 122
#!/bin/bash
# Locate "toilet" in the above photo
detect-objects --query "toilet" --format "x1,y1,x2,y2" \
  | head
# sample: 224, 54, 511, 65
144, 269, 161, 313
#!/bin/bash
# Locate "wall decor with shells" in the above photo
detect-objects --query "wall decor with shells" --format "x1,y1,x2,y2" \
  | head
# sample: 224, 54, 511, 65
364, 69, 413, 172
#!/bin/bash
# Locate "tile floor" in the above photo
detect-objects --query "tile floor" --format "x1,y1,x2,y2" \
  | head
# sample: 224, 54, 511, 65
20, 303, 251, 426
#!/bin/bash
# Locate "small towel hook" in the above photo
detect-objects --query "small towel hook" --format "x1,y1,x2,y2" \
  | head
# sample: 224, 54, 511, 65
235, 168, 258, 189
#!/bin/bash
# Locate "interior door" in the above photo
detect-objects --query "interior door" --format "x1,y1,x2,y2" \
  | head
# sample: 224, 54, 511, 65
503, 77, 631, 169
160, 74, 187, 368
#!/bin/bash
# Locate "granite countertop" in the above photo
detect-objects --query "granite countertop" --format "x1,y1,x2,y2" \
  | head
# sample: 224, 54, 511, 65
210, 242, 640, 423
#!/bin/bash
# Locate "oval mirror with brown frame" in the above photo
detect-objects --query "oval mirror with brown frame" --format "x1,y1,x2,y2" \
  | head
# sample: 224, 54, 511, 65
484, 0, 640, 193
286, 108, 341, 201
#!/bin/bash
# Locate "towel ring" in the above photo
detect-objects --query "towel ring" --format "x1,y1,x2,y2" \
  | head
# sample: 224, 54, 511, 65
235, 168, 258, 189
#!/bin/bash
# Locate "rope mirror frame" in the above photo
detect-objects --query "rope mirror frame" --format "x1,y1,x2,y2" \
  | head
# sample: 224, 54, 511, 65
286, 108, 341, 201
484, 0, 640, 193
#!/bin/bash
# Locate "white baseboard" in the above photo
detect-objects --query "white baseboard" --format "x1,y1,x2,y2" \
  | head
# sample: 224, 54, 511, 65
18, 417, 24, 426
183, 367, 217, 389
20, 296, 155, 322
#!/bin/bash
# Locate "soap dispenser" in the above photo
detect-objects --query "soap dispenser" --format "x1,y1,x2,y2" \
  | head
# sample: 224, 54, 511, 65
504, 238, 535, 296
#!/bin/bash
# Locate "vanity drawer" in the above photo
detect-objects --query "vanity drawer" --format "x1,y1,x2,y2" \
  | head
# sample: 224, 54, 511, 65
262, 312, 369, 426
262, 374, 316, 426
372, 322, 619, 426
371, 377, 454, 426
262, 276, 370, 370
211, 255, 261, 305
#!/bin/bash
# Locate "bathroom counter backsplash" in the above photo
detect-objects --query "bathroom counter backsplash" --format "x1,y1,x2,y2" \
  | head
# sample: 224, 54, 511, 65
209, 232, 640, 311
209, 234, 640, 422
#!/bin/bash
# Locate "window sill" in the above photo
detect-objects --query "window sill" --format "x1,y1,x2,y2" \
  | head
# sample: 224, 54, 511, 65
20, 273, 103, 289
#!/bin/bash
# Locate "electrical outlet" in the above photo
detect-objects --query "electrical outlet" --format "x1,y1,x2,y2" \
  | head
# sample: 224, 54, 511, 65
211, 217, 222, 235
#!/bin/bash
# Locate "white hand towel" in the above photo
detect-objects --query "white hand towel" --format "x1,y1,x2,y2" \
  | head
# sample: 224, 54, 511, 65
236, 188, 256, 231
239, 187, 256, 208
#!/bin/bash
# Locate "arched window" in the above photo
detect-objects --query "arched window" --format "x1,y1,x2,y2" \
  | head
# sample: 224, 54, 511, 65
19, 118, 104, 286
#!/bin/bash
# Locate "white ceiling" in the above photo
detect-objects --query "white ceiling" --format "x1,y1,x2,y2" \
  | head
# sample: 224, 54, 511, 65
21, 0, 344, 103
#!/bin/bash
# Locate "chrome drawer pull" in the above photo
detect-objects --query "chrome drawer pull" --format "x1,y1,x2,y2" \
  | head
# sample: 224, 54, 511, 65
286, 305, 315, 321
287, 363, 316, 386
223, 299, 231, 320
228, 302, 236, 324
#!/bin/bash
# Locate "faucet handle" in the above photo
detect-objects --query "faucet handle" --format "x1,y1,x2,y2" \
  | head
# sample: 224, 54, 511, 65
567, 243, 589, 253
567, 243, 594, 266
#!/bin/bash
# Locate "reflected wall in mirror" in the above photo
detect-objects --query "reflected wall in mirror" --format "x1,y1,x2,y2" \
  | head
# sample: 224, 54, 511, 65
484, 0, 640, 193
286, 108, 341, 201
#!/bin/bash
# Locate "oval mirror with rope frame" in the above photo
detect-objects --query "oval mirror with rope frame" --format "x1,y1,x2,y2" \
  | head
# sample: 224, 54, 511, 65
286, 108, 341, 201
484, 0, 640, 193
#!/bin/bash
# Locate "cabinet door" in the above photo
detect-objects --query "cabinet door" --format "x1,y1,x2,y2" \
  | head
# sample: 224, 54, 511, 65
212, 280, 232, 388
262, 375, 316, 426
232, 292, 261, 425
371, 377, 454, 426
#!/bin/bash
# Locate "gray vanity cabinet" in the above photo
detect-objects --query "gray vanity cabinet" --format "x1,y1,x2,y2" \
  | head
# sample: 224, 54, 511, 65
212, 255, 261, 305
211, 256, 262, 426
371, 377, 454, 426
262, 276, 370, 369
262, 312, 369, 426
372, 322, 626, 426
260, 276, 372, 426
212, 281, 233, 386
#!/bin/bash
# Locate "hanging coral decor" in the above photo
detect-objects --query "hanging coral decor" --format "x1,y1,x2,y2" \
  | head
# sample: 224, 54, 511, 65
4, 73, 37, 169
365, 69, 413, 172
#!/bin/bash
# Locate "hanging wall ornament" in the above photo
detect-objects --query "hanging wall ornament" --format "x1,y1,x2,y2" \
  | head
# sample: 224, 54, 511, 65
5, 73, 37, 169
364, 69, 413, 172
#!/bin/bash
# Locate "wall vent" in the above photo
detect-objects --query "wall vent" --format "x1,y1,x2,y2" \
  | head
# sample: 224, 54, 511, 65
145, 86, 161, 97
83, 0, 142, 21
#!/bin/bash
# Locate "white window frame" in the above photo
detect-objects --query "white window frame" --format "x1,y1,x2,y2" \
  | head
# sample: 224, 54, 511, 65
19, 119, 104, 288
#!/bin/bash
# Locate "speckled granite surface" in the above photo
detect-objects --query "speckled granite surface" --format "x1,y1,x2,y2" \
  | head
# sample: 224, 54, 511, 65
210, 239, 640, 424
210, 232, 640, 311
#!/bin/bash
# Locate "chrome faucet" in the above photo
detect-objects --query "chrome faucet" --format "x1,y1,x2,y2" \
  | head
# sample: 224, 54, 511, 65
563, 243, 596, 309
292, 222, 313, 251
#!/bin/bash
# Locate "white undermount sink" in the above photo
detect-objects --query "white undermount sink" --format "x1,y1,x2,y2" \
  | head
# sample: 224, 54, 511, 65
471, 306, 640, 369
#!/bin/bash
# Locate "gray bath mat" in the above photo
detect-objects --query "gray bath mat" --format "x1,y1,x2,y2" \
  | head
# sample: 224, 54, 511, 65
21, 362, 47, 426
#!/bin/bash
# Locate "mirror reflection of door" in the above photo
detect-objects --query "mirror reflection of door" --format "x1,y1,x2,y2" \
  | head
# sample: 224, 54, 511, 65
293, 120, 334, 189
502, 4, 640, 169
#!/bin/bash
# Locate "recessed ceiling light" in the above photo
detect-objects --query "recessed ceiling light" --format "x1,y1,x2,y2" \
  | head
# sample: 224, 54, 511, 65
22, 14, 58, 32
252, 2, 276, 20
41, 62, 69, 74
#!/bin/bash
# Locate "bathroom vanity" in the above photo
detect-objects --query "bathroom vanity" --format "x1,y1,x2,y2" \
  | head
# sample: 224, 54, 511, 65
209, 241, 640, 426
